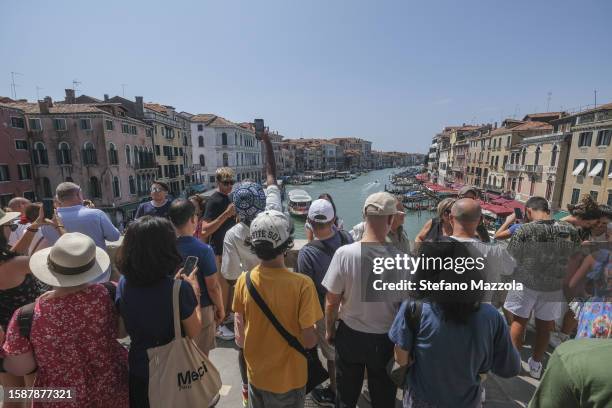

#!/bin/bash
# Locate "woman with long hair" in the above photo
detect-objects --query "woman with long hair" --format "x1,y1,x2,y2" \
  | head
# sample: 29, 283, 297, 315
563, 195, 602, 241
389, 241, 520, 407
189, 194, 207, 241
115, 216, 202, 408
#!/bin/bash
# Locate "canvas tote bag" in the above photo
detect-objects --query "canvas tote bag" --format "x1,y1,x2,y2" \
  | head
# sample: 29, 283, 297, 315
147, 280, 222, 407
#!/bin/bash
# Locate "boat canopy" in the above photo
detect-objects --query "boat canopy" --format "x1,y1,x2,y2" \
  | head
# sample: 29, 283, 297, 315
288, 189, 312, 203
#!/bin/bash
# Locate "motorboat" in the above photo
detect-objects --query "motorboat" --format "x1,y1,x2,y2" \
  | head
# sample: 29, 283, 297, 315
288, 189, 312, 217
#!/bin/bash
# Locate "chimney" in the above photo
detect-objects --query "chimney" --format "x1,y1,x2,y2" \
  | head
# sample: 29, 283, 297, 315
65, 89, 75, 104
135, 96, 144, 118
38, 96, 52, 114
44, 96, 53, 107
104, 94, 109, 101
494, 122, 498, 129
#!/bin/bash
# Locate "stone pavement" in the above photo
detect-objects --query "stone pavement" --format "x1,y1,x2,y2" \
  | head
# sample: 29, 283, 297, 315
209, 330, 548, 408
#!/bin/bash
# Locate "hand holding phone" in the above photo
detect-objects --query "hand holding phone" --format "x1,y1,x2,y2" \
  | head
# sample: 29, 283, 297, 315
183, 256, 199, 276
42, 199, 55, 220
513, 207, 523, 222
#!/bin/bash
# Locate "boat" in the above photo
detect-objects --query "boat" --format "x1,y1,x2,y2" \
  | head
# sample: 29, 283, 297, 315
288, 189, 312, 217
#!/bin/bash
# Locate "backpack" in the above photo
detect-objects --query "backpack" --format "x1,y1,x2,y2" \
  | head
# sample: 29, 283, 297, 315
305, 230, 351, 258
17, 281, 117, 339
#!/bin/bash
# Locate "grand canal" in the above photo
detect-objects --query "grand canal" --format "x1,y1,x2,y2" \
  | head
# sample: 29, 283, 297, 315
286, 167, 433, 240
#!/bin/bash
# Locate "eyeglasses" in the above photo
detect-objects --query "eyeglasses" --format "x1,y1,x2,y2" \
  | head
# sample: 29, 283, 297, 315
151, 187, 166, 193
221, 180, 235, 186
3, 223, 18, 232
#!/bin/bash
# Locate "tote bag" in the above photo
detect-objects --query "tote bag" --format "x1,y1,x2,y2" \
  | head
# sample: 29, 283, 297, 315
147, 280, 222, 407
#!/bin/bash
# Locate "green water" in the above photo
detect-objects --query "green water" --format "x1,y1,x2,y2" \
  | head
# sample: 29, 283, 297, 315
287, 168, 433, 240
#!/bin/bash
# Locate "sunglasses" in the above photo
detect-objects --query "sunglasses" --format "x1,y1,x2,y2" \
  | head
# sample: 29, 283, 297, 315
221, 180, 235, 186
151, 187, 166, 193
3, 223, 18, 232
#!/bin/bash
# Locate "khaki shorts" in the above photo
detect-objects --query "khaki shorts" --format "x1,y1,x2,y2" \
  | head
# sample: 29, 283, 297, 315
195, 305, 216, 355
316, 318, 335, 360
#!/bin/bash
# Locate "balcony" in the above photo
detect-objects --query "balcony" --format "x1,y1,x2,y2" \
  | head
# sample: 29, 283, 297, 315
134, 161, 157, 170
165, 155, 176, 162
543, 166, 557, 174
505, 163, 521, 172
523, 164, 543, 174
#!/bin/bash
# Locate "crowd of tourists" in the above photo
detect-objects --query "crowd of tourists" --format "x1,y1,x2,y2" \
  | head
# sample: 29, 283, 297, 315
1, 129, 611, 408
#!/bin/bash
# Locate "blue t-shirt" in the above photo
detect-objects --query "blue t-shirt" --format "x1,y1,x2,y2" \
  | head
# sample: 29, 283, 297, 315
297, 230, 353, 305
389, 301, 520, 407
508, 223, 522, 235
135, 200, 172, 219
116, 276, 197, 379
176, 236, 218, 306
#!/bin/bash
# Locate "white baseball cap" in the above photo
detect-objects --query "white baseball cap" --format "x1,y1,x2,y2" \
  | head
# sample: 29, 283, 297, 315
363, 192, 404, 216
250, 209, 293, 248
308, 199, 335, 223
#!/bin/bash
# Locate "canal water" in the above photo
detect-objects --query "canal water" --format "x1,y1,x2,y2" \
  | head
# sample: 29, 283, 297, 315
286, 168, 434, 240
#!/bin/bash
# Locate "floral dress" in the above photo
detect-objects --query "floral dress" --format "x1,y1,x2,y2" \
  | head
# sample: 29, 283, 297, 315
576, 249, 612, 338
3, 284, 129, 407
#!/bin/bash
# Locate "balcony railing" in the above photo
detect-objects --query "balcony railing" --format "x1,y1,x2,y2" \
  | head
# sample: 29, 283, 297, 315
523, 164, 543, 173
505, 163, 521, 172
543, 166, 557, 174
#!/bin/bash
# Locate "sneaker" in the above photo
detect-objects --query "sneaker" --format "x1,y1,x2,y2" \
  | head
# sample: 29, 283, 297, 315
528, 357, 542, 379
549, 332, 570, 348
311, 386, 335, 407
215, 325, 235, 341
208, 393, 220, 407
242, 384, 249, 407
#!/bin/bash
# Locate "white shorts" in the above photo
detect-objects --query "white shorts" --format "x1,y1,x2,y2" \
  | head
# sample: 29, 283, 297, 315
504, 287, 565, 322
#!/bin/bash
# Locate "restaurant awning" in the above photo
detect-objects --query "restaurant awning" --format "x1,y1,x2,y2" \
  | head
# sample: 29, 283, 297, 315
572, 160, 586, 176
588, 161, 603, 177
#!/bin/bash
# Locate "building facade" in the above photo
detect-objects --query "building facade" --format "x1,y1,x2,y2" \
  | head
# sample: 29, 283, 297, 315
0, 103, 36, 206
561, 103, 612, 207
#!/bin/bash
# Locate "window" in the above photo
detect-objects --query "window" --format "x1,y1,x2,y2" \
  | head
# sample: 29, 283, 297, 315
80, 118, 92, 130
221, 132, 228, 146
197, 124, 203, 131
550, 145, 558, 166
174, 147, 179, 156
33, 142, 49, 165
126, 145, 132, 165
608, 191, 612, 207
529, 176, 536, 196
545, 180, 553, 201
534, 146, 541, 166
521, 149, 526, 165
129, 176, 136, 194
10, 117, 25, 128
108, 143, 119, 165
571, 188, 580, 205
53, 118, 67, 131
42, 177, 52, 198
155, 145, 160, 156
57, 142, 72, 165
122, 123, 130, 134
209, 176, 215, 183
578, 132, 593, 147
131, 125, 137, 135
590, 191, 598, 202
15, 140, 28, 150
0, 165, 9, 181
179, 148, 183, 156
113, 177, 120, 198
596, 129, 611, 146
222, 153, 229, 167
23, 191, 35, 201
28, 118, 42, 131
18, 164, 32, 180
199, 154, 205, 166
83, 142, 97, 165
89, 177, 101, 198
105, 120, 114, 131
198, 136, 204, 147
180, 165, 184, 175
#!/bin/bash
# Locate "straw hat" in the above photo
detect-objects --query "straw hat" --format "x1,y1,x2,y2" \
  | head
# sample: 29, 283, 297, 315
29, 232, 110, 287
0, 208, 20, 226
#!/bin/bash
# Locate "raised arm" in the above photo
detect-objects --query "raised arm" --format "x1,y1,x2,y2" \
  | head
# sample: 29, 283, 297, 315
260, 129, 277, 186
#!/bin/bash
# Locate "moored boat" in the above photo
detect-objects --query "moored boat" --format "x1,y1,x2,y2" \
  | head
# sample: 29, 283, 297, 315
288, 189, 312, 217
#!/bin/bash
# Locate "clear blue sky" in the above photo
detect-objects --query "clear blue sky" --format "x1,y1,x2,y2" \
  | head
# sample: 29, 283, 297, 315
2, 0, 611, 152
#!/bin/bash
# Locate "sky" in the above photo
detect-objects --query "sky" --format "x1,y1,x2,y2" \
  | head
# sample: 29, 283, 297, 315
2, 0, 611, 153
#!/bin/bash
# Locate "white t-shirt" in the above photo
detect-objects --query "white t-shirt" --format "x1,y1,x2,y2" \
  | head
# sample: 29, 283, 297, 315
8, 222, 29, 247
221, 185, 282, 280
322, 242, 398, 334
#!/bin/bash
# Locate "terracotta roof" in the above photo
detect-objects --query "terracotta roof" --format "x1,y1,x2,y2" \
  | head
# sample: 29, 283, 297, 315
144, 103, 171, 114
511, 121, 553, 131
522, 112, 565, 120
190, 114, 245, 130
2, 101, 108, 114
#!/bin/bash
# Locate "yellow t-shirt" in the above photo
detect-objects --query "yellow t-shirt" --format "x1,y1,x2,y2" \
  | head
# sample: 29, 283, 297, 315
232, 264, 323, 393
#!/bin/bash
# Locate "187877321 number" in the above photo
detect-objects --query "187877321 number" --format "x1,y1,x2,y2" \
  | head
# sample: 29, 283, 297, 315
1, 387, 75, 402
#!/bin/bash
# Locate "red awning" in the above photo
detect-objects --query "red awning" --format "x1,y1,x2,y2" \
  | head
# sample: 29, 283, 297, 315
481, 202, 513, 217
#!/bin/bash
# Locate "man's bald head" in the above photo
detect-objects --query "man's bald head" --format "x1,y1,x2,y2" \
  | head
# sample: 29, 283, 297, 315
451, 198, 482, 223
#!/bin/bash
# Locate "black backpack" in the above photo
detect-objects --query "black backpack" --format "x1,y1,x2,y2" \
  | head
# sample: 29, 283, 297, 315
305, 230, 351, 258
17, 281, 117, 339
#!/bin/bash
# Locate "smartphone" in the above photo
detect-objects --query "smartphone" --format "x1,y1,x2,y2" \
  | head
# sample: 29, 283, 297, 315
514, 207, 523, 221
42, 198, 54, 220
254, 118, 264, 139
183, 256, 199, 276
